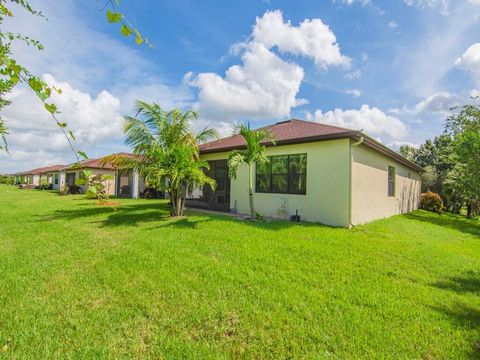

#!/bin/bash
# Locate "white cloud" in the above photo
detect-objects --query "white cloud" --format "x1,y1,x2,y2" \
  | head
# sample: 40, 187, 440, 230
387, 140, 420, 150
191, 44, 305, 121
250, 10, 350, 69
190, 10, 348, 122
455, 43, 480, 84
334, 0, 372, 6
346, 89, 362, 97
388, 20, 398, 28
471, 88, 480, 97
413, 91, 462, 113
345, 69, 362, 80
388, 90, 471, 117
404, 0, 449, 14
0, 74, 124, 168
0, 0, 192, 173
396, 4, 478, 98
306, 104, 408, 140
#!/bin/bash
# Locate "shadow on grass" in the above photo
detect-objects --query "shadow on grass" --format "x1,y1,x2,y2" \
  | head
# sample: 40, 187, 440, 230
35, 199, 321, 231
432, 271, 480, 295
430, 271, 480, 357
430, 303, 480, 358
36, 202, 173, 228
404, 211, 480, 237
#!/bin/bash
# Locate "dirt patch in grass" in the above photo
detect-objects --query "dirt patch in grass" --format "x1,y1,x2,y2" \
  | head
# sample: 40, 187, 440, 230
96, 201, 121, 207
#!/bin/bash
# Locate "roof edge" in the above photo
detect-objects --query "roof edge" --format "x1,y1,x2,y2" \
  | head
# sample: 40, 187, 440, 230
200, 131, 423, 173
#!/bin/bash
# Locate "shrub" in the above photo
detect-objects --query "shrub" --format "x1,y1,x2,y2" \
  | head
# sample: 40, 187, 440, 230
420, 192, 444, 214
66, 185, 82, 194
37, 177, 50, 190
85, 174, 113, 204
0, 175, 14, 185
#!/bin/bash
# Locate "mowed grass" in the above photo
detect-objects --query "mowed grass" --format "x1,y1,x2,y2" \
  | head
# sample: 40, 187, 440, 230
0, 185, 479, 359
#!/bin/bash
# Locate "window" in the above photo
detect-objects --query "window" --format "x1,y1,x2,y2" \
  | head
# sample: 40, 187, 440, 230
256, 154, 307, 194
54, 174, 59, 185
388, 166, 395, 197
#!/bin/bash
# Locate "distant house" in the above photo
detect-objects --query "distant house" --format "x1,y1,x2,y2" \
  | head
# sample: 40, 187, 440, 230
189, 119, 422, 227
13, 164, 65, 187
42, 165, 65, 190
59, 153, 146, 198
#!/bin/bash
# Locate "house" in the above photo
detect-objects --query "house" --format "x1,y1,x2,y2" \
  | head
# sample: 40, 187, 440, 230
41, 165, 66, 190
13, 165, 65, 187
59, 153, 146, 198
190, 119, 422, 227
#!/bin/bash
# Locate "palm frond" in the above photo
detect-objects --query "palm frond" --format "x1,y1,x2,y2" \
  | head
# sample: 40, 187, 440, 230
227, 150, 247, 179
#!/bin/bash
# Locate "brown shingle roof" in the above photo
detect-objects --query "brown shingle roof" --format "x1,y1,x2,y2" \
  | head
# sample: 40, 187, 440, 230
199, 119, 353, 153
199, 119, 424, 172
17, 164, 65, 176
59, 152, 139, 171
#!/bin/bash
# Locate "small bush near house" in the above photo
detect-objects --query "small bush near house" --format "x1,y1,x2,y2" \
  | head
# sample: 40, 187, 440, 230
66, 184, 82, 194
420, 192, 444, 213
85, 174, 113, 204
142, 187, 164, 199
37, 177, 50, 190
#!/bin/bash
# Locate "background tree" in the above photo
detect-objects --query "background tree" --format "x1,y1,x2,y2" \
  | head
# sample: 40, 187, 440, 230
104, 101, 217, 217
400, 97, 480, 217
445, 100, 480, 217
227, 124, 275, 219
399, 135, 457, 211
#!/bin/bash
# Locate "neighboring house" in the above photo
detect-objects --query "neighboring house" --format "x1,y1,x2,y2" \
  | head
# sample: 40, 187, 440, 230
59, 153, 146, 198
13, 165, 65, 187
190, 119, 422, 227
41, 165, 66, 190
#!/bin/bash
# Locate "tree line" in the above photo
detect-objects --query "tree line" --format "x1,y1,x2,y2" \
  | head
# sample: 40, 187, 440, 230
399, 99, 480, 218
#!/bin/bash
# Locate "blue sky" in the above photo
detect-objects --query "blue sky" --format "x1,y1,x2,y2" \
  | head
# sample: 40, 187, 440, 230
1, 0, 480, 172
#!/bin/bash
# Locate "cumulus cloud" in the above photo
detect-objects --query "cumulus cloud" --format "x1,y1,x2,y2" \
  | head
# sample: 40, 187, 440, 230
455, 43, 480, 84
306, 105, 408, 140
189, 10, 348, 122
0, 74, 125, 170
191, 44, 305, 121
0, 0, 192, 173
250, 10, 350, 69
413, 91, 462, 113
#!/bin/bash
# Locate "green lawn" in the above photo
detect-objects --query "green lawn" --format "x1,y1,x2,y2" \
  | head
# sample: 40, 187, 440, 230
0, 185, 479, 359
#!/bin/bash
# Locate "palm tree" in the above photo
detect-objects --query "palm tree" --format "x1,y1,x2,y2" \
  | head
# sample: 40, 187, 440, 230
227, 124, 275, 219
104, 100, 217, 217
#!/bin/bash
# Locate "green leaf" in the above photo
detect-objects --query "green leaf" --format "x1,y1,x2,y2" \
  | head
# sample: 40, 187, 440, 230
44, 103, 57, 114
58, 122, 67, 128
36, 91, 49, 101
120, 24, 132, 37
78, 151, 88, 160
106, 10, 122, 23
68, 131, 76, 140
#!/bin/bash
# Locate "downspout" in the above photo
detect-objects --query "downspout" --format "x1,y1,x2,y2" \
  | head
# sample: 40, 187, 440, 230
349, 136, 364, 228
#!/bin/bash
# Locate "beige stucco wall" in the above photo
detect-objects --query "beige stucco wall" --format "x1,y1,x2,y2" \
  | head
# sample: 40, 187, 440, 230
201, 139, 351, 227
64, 169, 116, 195
351, 144, 421, 225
